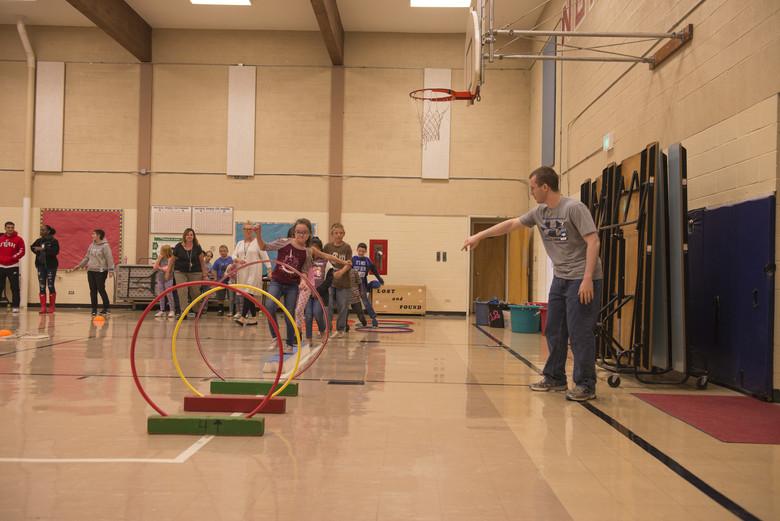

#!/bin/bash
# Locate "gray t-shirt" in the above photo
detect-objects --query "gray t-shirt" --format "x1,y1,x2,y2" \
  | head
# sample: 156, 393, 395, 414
520, 197, 603, 280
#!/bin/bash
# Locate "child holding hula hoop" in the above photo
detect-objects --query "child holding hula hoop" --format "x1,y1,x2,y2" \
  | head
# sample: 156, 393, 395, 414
254, 219, 350, 353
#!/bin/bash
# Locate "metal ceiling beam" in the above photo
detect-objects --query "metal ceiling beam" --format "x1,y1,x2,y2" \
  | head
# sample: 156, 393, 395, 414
65, 0, 152, 62
310, 0, 344, 65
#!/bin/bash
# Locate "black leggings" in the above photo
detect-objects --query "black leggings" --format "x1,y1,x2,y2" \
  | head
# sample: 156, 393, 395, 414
37, 267, 56, 295
88, 271, 110, 312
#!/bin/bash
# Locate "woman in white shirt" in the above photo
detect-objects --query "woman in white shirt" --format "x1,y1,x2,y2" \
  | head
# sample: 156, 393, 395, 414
232, 222, 269, 325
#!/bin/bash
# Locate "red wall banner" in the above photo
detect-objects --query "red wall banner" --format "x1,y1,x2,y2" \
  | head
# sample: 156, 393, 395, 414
40, 209, 123, 269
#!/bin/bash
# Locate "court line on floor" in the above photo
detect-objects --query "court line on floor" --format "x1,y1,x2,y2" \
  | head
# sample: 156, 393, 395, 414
472, 324, 760, 521
0, 415, 238, 465
0, 336, 93, 358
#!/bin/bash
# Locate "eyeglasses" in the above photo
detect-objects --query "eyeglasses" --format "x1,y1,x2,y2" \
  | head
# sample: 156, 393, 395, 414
294, 230, 308, 236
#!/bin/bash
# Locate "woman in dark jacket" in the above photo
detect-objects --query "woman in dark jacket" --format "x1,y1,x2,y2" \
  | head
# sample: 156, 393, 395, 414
30, 224, 60, 314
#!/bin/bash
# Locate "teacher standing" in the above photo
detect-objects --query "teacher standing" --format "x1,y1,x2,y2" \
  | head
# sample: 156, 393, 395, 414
173, 228, 208, 318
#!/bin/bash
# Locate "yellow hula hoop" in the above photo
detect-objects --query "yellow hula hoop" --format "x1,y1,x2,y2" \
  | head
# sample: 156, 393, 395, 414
171, 283, 302, 398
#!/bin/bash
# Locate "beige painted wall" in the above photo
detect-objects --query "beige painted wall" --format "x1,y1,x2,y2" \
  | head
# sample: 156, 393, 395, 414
0, 25, 136, 62
341, 213, 470, 312
526, 0, 780, 386
0, 26, 531, 311
64, 63, 140, 172
0, 62, 26, 170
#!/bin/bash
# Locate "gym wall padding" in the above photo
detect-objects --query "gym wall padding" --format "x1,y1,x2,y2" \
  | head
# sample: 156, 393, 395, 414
687, 197, 775, 399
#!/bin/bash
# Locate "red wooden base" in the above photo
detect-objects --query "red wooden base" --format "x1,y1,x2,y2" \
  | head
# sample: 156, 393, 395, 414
183, 394, 286, 414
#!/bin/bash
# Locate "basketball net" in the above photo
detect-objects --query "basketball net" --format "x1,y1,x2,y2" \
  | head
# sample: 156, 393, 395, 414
413, 98, 450, 149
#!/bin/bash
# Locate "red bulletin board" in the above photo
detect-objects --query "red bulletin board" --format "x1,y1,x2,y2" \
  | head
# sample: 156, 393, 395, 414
40, 209, 123, 269
369, 239, 388, 275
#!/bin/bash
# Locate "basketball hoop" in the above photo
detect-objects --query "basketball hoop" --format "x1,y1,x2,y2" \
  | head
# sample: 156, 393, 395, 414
409, 88, 478, 148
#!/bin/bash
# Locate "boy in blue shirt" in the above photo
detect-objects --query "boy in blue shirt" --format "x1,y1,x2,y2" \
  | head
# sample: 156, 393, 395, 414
352, 242, 384, 327
210, 245, 234, 316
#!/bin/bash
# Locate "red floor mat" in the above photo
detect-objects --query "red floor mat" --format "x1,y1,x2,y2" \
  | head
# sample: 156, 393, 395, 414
632, 393, 780, 444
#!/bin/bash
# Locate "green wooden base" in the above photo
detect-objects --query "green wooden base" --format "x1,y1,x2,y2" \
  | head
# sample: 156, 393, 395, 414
210, 380, 299, 397
147, 415, 264, 436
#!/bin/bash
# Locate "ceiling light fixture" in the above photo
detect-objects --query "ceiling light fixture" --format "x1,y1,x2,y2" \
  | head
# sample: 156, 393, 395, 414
410, 0, 471, 7
190, 0, 252, 6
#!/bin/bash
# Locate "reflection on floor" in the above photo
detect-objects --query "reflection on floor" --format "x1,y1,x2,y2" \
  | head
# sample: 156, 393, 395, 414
0, 309, 777, 520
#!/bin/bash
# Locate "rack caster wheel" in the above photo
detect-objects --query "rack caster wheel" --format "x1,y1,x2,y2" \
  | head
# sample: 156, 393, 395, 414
607, 375, 621, 388
696, 376, 708, 389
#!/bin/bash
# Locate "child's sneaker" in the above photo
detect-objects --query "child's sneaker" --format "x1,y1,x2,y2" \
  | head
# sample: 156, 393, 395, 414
168, 311, 175, 318
244, 316, 257, 325
154, 311, 165, 317
283, 344, 294, 354
267, 339, 280, 350
371, 318, 379, 328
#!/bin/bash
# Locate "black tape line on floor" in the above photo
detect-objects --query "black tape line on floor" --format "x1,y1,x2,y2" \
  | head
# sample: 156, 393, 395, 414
581, 402, 760, 520
472, 324, 760, 520
473, 324, 543, 374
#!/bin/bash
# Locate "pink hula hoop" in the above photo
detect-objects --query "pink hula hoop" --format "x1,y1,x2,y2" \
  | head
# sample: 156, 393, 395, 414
130, 280, 283, 419
192, 258, 330, 381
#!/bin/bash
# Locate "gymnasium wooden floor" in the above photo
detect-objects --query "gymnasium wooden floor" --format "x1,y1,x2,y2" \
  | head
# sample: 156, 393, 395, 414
0, 310, 777, 520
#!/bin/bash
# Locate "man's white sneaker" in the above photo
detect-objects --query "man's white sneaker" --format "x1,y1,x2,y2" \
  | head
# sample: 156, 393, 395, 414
154, 311, 165, 317
244, 317, 258, 325
168, 311, 175, 318
12, 308, 20, 314
267, 339, 281, 351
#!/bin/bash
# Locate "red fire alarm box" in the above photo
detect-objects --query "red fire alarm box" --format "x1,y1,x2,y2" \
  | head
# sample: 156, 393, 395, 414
369, 240, 388, 275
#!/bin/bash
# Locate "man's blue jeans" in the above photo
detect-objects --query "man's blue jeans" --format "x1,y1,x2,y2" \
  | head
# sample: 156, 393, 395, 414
543, 277, 602, 392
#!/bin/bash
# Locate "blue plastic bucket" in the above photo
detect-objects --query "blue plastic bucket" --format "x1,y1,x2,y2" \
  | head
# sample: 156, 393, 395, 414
509, 305, 542, 333
474, 300, 490, 326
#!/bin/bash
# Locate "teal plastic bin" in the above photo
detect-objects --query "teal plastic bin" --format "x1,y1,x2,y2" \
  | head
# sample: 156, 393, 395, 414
509, 305, 542, 333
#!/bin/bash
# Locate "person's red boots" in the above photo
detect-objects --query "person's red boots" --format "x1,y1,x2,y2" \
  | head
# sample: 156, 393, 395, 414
39, 294, 47, 314
48, 293, 56, 314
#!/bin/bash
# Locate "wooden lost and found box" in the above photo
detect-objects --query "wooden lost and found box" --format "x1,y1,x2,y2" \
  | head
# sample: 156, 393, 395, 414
372, 285, 426, 315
